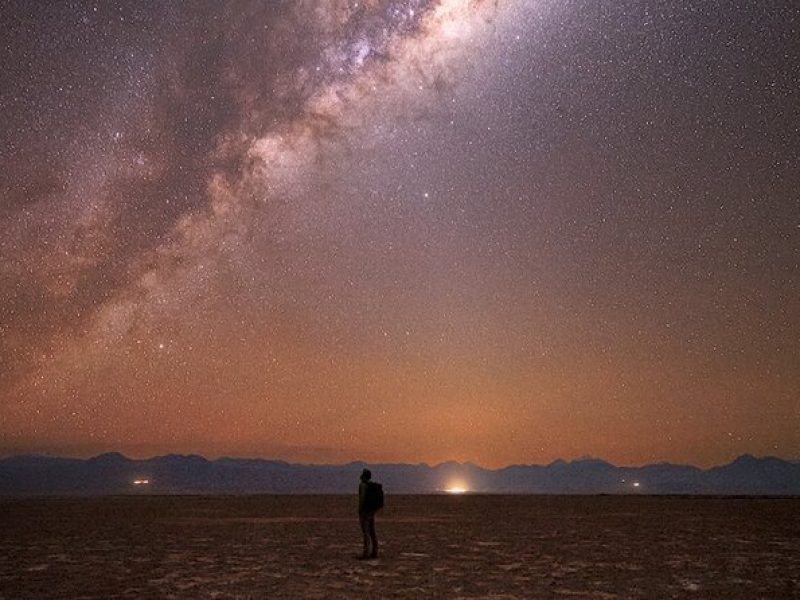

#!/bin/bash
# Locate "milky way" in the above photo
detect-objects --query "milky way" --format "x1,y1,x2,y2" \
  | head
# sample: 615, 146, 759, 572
1, 0, 798, 466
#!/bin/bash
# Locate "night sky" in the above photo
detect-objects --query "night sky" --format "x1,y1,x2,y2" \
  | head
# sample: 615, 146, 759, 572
1, 0, 798, 467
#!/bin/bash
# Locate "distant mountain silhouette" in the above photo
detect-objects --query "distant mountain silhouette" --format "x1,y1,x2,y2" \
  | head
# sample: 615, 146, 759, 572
0, 453, 798, 496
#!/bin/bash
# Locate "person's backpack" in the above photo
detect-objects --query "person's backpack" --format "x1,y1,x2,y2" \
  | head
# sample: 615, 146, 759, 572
364, 481, 384, 512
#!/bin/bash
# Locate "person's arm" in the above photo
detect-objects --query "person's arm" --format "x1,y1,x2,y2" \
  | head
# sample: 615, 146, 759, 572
358, 481, 366, 512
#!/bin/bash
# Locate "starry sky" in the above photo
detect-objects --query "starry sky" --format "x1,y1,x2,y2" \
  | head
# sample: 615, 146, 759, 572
1, 0, 798, 467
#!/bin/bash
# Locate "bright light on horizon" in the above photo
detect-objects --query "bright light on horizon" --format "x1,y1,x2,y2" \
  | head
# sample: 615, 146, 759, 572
444, 478, 469, 494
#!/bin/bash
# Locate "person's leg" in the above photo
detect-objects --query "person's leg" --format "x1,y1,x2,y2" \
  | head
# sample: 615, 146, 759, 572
359, 513, 371, 557
368, 513, 378, 558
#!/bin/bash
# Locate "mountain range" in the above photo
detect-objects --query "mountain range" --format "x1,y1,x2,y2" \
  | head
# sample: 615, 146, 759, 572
1, 453, 798, 496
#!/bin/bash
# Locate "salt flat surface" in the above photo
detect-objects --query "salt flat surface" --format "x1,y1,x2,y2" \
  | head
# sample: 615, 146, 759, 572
1, 495, 798, 598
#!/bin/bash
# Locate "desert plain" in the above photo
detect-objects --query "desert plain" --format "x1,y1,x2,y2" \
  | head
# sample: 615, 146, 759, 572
1, 495, 798, 598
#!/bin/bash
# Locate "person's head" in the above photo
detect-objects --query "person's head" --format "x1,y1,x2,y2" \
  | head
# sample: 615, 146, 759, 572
360, 468, 371, 482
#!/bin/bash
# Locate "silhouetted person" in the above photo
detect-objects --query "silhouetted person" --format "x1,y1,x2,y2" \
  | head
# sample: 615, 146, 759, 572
358, 468, 383, 559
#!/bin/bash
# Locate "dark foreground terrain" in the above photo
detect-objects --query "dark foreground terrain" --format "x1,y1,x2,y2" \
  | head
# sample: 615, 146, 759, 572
1, 495, 798, 598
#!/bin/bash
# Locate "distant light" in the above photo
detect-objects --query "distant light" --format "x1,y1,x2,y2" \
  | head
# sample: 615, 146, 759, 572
133, 479, 150, 485
445, 487, 467, 494
632, 482, 641, 488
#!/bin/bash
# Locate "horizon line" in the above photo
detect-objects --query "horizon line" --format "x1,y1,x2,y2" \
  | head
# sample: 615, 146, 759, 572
3, 451, 798, 471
